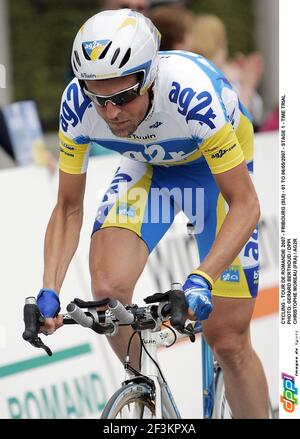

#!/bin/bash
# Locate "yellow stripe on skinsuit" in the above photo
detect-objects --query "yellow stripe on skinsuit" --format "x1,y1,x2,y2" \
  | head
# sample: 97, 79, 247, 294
213, 192, 252, 298
158, 123, 243, 168
102, 165, 153, 237
200, 123, 244, 174
59, 130, 89, 174
235, 113, 254, 163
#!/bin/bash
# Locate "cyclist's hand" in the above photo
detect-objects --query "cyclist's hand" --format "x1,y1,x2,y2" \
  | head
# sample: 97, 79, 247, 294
36, 289, 63, 335
183, 274, 213, 321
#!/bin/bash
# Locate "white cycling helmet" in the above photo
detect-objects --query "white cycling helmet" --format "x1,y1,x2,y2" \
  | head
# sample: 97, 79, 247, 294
71, 9, 161, 94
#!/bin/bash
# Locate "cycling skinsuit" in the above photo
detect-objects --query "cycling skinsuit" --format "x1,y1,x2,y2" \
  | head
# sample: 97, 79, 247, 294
58, 51, 259, 299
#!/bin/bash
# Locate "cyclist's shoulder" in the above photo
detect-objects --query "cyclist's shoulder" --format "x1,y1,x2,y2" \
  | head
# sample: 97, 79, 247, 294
156, 51, 236, 116
157, 51, 233, 91
59, 77, 94, 138
60, 76, 93, 111
155, 52, 231, 136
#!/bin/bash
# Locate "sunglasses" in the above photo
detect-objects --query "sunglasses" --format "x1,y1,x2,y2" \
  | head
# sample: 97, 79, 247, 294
82, 82, 140, 107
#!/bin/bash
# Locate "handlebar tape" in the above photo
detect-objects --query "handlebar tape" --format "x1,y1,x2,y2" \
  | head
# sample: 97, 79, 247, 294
108, 299, 134, 324
66, 303, 94, 328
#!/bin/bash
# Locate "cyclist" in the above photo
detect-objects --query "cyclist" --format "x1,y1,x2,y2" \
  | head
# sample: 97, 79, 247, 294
36, 9, 269, 418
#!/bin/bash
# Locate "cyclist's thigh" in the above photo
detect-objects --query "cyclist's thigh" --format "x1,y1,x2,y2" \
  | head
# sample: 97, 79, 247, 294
202, 296, 256, 345
90, 227, 149, 297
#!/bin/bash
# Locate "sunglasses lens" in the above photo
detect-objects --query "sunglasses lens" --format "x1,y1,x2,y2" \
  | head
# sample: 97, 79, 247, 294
84, 83, 139, 107
96, 97, 107, 107
111, 95, 126, 106
114, 92, 137, 106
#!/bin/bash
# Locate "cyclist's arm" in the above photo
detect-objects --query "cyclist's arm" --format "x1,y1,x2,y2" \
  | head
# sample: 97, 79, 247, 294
197, 161, 260, 281
43, 170, 86, 292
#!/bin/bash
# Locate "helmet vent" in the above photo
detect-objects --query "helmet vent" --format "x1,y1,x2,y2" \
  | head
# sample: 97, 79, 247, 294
119, 48, 131, 68
111, 48, 120, 65
72, 57, 79, 72
82, 45, 91, 60
99, 41, 112, 59
74, 50, 81, 66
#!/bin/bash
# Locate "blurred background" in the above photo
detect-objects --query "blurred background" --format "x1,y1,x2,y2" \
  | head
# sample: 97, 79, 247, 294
0, 0, 279, 419
0, 0, 278, 168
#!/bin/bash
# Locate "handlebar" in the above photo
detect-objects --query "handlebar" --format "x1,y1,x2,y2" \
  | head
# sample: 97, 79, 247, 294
66, 302, 94, 327
108, 299, 134, 324
23, 285, 195, 356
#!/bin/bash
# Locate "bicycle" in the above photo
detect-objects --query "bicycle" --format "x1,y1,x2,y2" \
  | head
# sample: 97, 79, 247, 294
22, 285, 232, 419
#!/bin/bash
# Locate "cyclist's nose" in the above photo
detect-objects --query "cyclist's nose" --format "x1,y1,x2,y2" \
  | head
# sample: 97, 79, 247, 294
105, 101, 122, 119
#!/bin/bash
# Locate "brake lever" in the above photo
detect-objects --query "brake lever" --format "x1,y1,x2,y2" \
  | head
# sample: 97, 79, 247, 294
29, 336, 53, 356
23, 297, 53, 356
169, 289, 188, 331
182, 323, 196, 343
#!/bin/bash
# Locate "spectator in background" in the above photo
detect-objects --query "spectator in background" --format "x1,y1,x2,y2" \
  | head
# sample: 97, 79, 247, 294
259, 101, 279, 132
191, 14, 264, 130
148, 5, 195, 51
150, 0, 189, 8
191, 14, 228, 69
102, 0, 150, 13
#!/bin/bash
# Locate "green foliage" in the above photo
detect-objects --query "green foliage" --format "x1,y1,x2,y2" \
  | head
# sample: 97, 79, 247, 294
190, 0, 255, 55
10, 0, 101, 131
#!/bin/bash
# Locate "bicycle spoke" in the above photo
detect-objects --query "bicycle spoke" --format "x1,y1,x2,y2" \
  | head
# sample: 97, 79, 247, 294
142, 405, 154, 419
133, 402, 144, 418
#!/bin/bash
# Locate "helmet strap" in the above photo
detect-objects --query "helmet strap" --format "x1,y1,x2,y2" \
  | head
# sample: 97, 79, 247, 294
141, 85, 154, 123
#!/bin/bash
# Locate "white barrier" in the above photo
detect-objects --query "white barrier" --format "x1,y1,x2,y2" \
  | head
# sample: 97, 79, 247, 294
0, 132, 278, 418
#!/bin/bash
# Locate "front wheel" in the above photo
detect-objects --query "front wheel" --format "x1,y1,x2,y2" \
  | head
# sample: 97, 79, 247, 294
101, 382, 156, 419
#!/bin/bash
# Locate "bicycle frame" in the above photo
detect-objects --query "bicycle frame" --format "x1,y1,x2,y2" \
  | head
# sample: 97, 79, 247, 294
201, 335, 215, 419
126, 322, 215, 419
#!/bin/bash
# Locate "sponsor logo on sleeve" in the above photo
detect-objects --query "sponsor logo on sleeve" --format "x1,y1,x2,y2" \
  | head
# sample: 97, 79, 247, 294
211, 144, 236, 159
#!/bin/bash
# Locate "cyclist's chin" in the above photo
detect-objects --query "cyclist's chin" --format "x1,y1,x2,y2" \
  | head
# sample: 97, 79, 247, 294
108, 121, 137, 138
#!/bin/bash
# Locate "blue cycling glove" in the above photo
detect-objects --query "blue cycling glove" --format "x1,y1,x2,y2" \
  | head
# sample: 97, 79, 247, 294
183, 273, 213, 321
37, 289, 60, 318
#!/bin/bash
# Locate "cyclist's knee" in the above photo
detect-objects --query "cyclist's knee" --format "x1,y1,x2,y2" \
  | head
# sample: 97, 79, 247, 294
91, 274, 132, 303
208, 333, 253, 370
